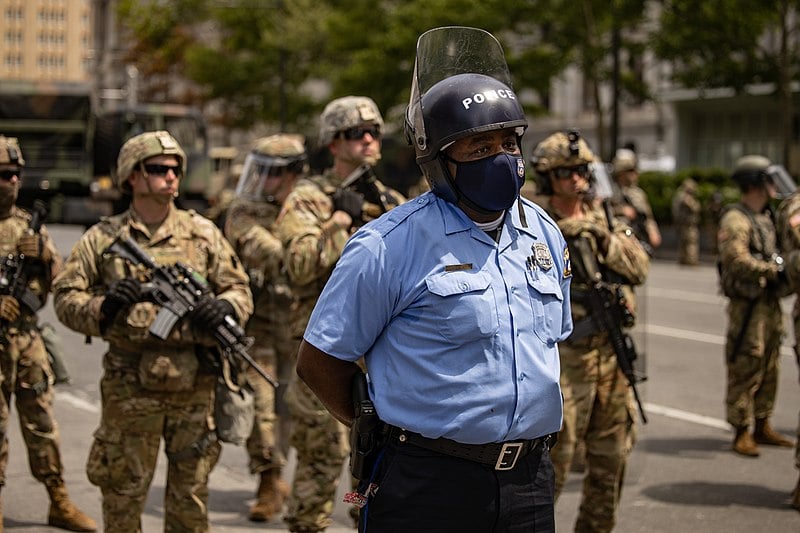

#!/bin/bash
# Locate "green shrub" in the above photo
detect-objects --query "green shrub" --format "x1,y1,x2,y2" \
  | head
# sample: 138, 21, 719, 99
639, 167, 738, 225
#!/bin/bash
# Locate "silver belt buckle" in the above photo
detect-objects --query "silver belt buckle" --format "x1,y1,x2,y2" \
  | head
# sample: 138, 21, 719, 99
495, 442, 523, 470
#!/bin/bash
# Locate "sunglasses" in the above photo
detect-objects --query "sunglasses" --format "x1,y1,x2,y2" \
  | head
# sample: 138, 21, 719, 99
553, 164, 590, 180
0, 168, 21, 181
142, 164, 183, 177
338, 125, 381, 141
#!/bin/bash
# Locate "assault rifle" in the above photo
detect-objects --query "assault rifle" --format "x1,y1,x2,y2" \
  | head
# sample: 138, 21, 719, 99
103, 235, 278, 389
568, 235, 648, 424
0, 200, 49, 319
339, 164, 391, 216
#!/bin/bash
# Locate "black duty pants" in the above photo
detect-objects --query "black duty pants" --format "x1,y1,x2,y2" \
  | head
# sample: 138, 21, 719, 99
359, 438, 555, 533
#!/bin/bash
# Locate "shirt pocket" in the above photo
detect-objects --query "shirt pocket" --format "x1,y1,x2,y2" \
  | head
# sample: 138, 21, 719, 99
425, 270, 499, 342
526, 270, 564, 344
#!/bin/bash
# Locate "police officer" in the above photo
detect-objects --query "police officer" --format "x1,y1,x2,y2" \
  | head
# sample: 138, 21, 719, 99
294, 26, 571, 532
0, 136, 96, 531
532, 131, 650, 532
223, 134, 307, 521
610, 148, 662, 253
719, 155, 794, 457
672, 178, 702, 265
775, 179, 800, 511
53, 131, 253, 531
277, 96, 405, 532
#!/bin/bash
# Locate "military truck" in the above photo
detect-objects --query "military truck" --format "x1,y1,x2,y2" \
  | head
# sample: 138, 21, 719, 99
0, 80, 212, 225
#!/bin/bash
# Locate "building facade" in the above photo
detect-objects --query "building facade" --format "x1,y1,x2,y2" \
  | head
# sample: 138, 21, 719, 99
1, 0, 93, 82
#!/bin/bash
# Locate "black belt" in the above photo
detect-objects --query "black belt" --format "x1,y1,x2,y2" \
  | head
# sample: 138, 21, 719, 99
386, 426, 553, 471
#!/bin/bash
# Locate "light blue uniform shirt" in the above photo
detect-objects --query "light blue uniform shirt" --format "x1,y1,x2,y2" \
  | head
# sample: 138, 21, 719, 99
304, 192, 572, 444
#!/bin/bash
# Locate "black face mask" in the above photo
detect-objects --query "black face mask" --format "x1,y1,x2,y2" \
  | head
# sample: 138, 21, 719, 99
449, 152, 525, 212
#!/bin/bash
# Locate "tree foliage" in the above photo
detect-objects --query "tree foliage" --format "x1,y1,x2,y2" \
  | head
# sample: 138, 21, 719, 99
116, 0, 653, 143
654, 0, 800, 165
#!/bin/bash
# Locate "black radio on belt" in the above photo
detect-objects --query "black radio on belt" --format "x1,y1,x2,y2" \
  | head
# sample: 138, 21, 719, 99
350, 372, 383, 480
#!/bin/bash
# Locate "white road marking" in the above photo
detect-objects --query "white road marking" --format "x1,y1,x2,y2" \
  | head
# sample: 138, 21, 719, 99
643, 402, 729, 430
55, 390, 100, 414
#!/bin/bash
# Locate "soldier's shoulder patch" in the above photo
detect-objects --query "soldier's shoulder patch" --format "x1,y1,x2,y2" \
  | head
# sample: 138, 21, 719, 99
563, 244, 572, 278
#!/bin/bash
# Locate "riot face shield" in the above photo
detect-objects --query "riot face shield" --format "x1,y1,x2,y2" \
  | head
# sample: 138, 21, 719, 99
589, 161, 614, 201
235, 152, 294, 201
766, 164, 797, 199
405, 26, 516, 161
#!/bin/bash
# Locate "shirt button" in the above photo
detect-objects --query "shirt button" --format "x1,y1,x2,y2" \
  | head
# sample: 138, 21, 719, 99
460, 282, 469, 291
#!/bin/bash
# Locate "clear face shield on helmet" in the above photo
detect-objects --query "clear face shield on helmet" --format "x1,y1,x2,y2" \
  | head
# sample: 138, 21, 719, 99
588, 161, 614, 200
405, 26, 519, 157
235, 152, 295, 201
765, 164, 797, 199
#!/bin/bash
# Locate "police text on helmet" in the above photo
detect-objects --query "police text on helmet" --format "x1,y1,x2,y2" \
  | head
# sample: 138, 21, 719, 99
462, 89, 516, 110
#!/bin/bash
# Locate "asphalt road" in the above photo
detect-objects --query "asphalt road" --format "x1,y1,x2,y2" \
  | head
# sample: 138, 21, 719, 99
2, 225, 799, 532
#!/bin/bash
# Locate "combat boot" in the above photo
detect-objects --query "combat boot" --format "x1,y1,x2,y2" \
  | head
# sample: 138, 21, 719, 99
753, 418, 794, 447
46, 481, 97, 532
791, 475, 800, 512
732, 426, 760, 457
248, 469, 289, 522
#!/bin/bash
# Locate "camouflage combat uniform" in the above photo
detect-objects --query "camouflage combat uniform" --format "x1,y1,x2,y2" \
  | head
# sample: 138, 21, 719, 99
672, 179, 701, 265
53, 205, 252, 532
539, 198, 649, 533
224, 196, 295, 471
774, 193, 800, 480
612, 183, 660, 251
278, 168, 404, 532
0, 208, 65, 494
717, 204, 787, 432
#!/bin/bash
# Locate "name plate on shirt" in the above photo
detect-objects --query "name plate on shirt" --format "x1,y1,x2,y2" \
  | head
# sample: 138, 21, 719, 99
445, 263, 473, 272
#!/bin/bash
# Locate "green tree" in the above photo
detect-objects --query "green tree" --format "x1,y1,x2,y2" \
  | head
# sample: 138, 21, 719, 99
654, 0, 800, 165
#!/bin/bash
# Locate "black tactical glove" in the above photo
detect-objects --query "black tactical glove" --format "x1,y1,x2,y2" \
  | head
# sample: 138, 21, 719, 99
191, 298, 235, 331
333, 189, 364, 221
100, 278, 142, 330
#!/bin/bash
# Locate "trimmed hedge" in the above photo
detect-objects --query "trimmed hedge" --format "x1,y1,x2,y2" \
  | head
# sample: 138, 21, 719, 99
639, 167, 739, 225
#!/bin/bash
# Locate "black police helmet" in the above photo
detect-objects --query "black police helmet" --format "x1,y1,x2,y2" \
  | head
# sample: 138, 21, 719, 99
414, 73, 527, 204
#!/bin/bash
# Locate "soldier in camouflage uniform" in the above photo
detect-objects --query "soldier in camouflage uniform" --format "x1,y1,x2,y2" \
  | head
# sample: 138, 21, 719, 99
775, 183, 800, 511
672, 178, 702, 265
0, 136, 97, 531
53, 131, 253, 532
718, 155, 794, 458
610, 148, 662, 254
223, 134, 307, 522
532, 131, 650, 533
277, 96, 405, 533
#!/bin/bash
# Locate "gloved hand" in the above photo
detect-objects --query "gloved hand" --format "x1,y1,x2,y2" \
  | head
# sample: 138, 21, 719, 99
191, 298, 235, 331
17, 232, 51, 262
0, 295, 20, 323
100, 278, 142, 328
332, 189, 363, 221
562, 220, 611, 252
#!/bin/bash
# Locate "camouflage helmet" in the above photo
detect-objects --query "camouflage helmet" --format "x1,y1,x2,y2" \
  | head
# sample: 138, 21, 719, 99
115, 131, 187, 193
0, 135, 25, 167
612, 148, 637, 174
252, 133, 306, 159
235, 134, 308, 200
731, 154, 771, 190
532, 130, 595, 173
531, 130, 595, 195
682, 177, 698, 194
318, 96, 384, 146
